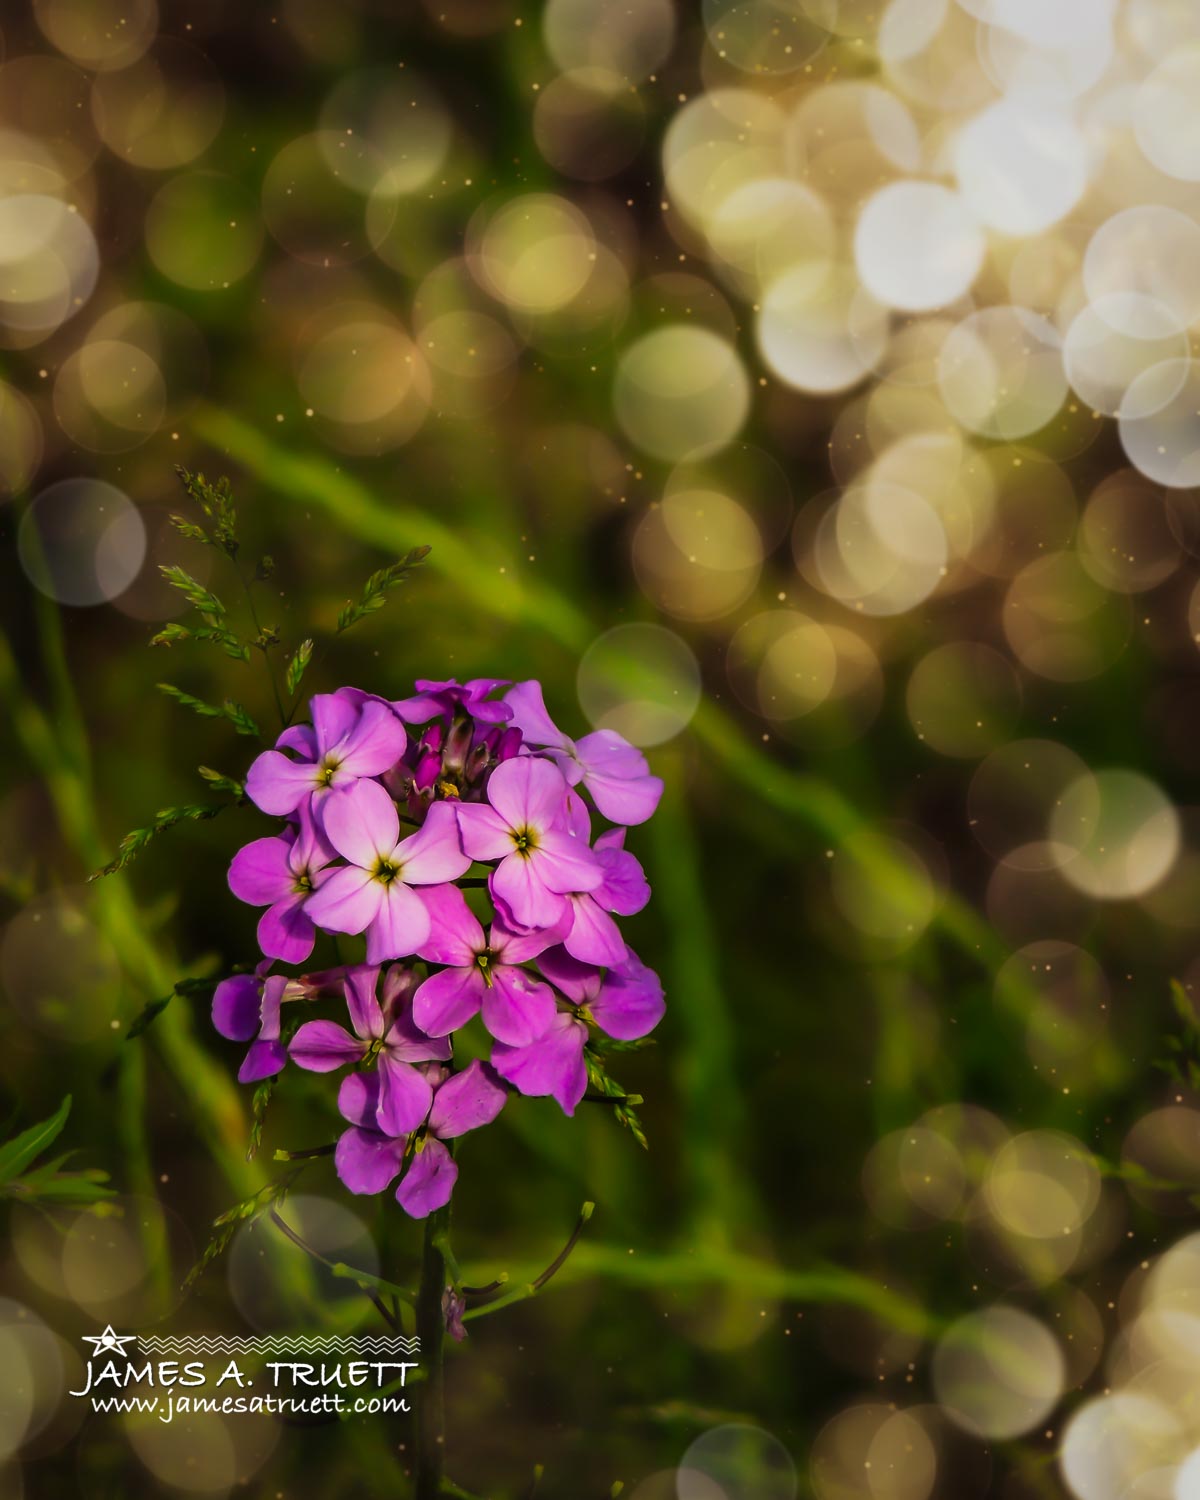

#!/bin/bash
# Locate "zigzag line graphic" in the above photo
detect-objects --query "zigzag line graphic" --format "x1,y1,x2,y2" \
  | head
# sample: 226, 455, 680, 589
136, 1336, 421, 1355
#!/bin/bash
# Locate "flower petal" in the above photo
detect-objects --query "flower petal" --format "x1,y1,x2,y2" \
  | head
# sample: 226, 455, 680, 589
534, 945, 600, 1005
416, 883, 483, 966
395, 1138, 458, 1219
490, 853, 569, 930
396, 801, 470, 885
364, 881, 431, 963
304, 864, 381, 936
485, 756, 569, 832
575, 730, 663, 824
561, 893, 627, 967
289, 1020, 365, 1071
589, 953, 665, 1041
428, 1059, 507, 1138
337, 699, 408, 777
212, 974, 261, 1041
238, 1039, 287, 1083
335, 1126, 406, 1195
455, 802, 513, 861
490, 1014, 588, 1116
412, 965, 484, 1036
376, 1052, 434, 1136
482, 967, 557, 1046
322, 778, 398, 868
504, 680, 568, 749
228, 835, 295, 907
531, 828, 602, 894
244, 750, 318, 817
310, 692, 360, 757
337, 1070, 381, 1129
258, 896, 316, 965
343, 965, 385, 1041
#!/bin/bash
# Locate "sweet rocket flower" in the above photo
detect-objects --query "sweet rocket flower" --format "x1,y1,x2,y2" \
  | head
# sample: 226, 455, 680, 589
227, 802, 335, 963
304, 783, 471, 962
244, 692, 407, 820
334, 1059, 507, 1218
290, 965, 449, 1134
393, 678, 512, 726
505, 680, 663, 825
490, 948, 665, 1115
212, 965, 341, 1083
456, 756, 601, 928
412, 884, 557, 1045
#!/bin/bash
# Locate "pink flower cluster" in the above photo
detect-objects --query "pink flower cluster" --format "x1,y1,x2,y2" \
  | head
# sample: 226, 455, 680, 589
213, 679, 665, 1218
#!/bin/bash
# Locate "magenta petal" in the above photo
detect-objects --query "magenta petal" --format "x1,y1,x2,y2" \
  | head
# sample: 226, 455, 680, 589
482, 967, 557, 1046
365, 881, 431, 963
238, 1039, 287, 1083
337, 700, 408, 776
562, 895, 627, 966
491, 854, 569, 930
228, 835, 294, 907
257, 897, 317, 964
429, 1059, 508, 1137
532, 829, 602, 894
412, 966, 484, 1036
277, 723, 316, 757
291, 799, 336, 873
491, 1014, 588, 1116
376, 1052, 434, 1135
382, 975, 454, 1062
575, 730, 662, 824
594, 841, 650, 916
397, 801, 471, 885
485, 755, 569, 831
337, 1070, 380, 1129
322, 778, 398, 867
342, 965, 385, 1041
335, 1126, 407, 1195
310, 692, 360, 757
455, 802, 513, 861
590, 956, 665, 1041
245, 750, 317, 816
212, 974, 262, 1041
289, 1020, 365, 1071
416, 883, 483, 966
504, 681, 567, 748
304, 864, 381, 935
536, 945, 601, 1004
396, 1138, 458, 1219
489, 912, 558, 965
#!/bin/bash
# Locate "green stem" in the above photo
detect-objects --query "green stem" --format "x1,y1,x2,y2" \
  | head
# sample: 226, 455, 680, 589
415, 1206, 449, 1500
233, 557, 286, 729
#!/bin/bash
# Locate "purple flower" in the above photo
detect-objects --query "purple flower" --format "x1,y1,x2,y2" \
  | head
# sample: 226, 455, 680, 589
392, 678, 512, 726
334, 1060, 507, 1218
490, 947, 665, 1115
456, 757, 601, 928
227, 802, 336, 963
413, 884, 558, 1045
304, 783, 471, 962
505, 681, 663, 825
244, 693, 407, 820
212, 965, 339, 1083
289, 965, 450, 1134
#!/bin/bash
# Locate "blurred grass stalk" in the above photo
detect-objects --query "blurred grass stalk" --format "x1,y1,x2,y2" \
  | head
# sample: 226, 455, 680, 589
0, 596, 263, 1205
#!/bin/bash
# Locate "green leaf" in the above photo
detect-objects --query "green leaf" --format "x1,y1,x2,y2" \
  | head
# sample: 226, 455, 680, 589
247, 1077, 275, 1162
183, 1169, 303, 1290
286, 638, 313, 697
584, 1051, 649, 1150
151, 622, 250, 662
126, 995, 172, 1039
0, 1095, 72, 1182
197, 766, 244, 797
91, 800, 231, 879
175, 467, 239, 559
336, 546, 430, 634
157, 684, 260, 738
158, 565, 227, 623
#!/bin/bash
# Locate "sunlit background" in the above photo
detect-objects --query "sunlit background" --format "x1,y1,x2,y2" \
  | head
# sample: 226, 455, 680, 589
2, 0, 1200, 1495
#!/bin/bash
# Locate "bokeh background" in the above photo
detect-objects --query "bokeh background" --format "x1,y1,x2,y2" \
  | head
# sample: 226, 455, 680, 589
3, 0, 1200, 1495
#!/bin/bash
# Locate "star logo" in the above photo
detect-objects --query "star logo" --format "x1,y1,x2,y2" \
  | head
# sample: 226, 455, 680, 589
81, 1325, 137, 1358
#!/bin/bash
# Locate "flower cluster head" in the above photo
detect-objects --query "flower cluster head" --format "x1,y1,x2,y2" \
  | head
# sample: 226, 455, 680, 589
215, 678, 665, 1218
